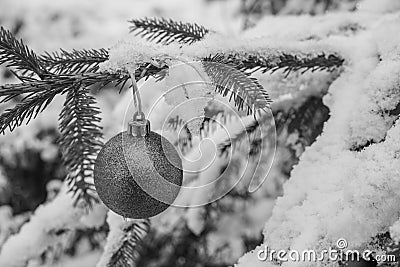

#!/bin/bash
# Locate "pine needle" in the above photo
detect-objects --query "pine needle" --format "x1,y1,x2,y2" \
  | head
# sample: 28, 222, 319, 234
203, 54, 272, 115
129, 17, 209, 45
214, 52, 344, 75
40, 48, 109, 74
58, 86, 103, 205
0, 26, 47, 78
0, 86, 67, 133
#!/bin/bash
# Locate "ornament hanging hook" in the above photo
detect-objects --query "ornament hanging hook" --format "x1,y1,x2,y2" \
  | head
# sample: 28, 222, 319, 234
128, 68, 150, 136
129, 72, 143, 118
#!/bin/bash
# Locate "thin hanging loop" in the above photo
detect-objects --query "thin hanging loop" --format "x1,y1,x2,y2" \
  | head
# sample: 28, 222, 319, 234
129, 63, 155, 119
128, 69, 150, 136
129, 72, 143, 118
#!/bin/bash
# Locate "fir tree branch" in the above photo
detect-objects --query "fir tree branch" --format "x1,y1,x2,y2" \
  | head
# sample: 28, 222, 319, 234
129, 17, 209, 45
37, 47, 166, 87
0, 72, 132, 138
58, 86, 103, 204
203, 54, 272, 115
0, 72, 129, 104
273, 53, 344, 74
218, 118, 263, 156
0, 25, 178, 205
168, 110, 256, 155
0, 80, 55, 103
40, 47, 167, 81
213, 52, 344, 75
167, 116, 193, 153
0, 26, 48, 78
106, 219, 150, 267
40, 48, 109, 74
167, 108, 227, 132
219, 95, 331, 158
0, 86, 67, 133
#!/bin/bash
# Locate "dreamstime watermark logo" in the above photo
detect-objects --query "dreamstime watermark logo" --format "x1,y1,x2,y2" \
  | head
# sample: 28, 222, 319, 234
121, 58, 277, 207
257, 238, 396, 263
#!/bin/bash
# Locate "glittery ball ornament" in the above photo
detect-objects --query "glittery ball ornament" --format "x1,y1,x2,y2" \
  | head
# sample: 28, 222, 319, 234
94, 113, 183, 219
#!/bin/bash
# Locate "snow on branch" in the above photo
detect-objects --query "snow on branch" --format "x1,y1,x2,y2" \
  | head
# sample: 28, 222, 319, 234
101, 30, 343, 119
0, 188, 105, 267
97, 212, 150, 267
101, 32, 345, 75
237, 11, 400, 266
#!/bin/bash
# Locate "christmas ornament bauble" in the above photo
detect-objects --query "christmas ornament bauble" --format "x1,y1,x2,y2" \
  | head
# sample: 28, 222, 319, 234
94, 127, 183, 219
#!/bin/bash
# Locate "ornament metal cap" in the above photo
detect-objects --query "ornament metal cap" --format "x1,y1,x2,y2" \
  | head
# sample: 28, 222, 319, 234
128, 112, 150, 137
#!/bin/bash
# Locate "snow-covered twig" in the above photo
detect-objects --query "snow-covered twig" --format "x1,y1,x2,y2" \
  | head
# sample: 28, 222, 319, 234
0, 187, 106, 267
96, 211, 150, 267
